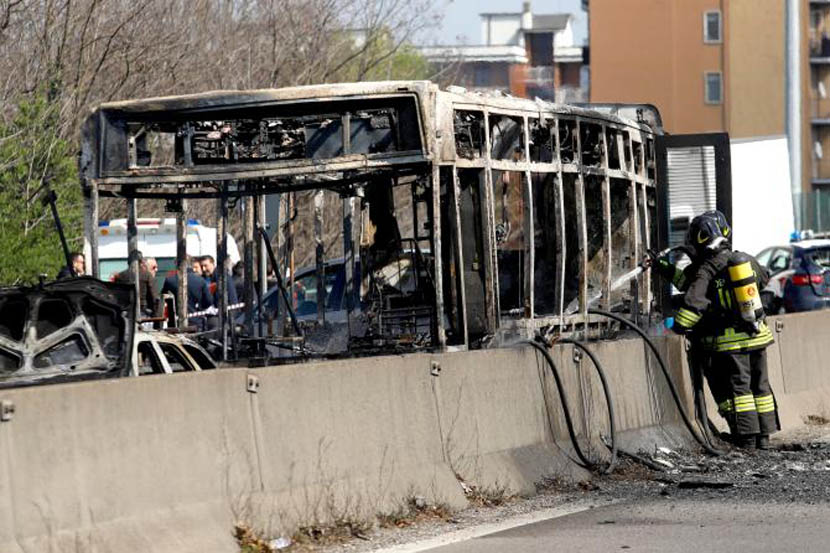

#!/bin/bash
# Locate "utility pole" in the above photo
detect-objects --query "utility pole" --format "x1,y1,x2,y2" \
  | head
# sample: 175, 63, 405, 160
787, 0, 803, 230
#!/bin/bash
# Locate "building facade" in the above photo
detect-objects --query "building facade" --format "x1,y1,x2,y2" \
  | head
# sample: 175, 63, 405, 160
810, 0, 830, 225
590, 0, 829, 230
420, 2, 585, 102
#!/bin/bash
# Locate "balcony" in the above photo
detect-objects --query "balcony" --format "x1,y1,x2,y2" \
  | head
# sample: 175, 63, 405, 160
811, 159, 830, 185
810, 30, 830, 59
811, 94, 830, 122
418, 45, 528, 64
811, 47, 830, 62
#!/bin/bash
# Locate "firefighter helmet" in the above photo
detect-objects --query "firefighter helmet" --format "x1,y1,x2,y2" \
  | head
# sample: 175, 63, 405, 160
686, 211, 729, 253
701, 209, 731, 240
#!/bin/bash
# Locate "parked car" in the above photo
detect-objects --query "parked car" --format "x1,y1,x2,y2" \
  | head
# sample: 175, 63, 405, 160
133, 331, 216, 376
756, 239, 830, 314
251, 257, 359, 325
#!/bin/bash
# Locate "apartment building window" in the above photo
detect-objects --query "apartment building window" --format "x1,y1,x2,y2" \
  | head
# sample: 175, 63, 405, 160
705, 72, 723, 104
704, 11, 722, 43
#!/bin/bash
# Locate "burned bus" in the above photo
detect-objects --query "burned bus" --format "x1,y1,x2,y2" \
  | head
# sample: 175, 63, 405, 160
79, 81, 665, 358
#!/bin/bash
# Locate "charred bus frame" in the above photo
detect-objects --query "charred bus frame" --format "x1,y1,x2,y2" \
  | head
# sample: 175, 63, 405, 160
79, 81, 663, 358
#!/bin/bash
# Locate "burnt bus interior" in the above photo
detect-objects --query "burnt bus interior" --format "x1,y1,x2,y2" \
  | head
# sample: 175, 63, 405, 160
106, 96, 423, 171
80, 84, 661, 362
445, 102, 659, 348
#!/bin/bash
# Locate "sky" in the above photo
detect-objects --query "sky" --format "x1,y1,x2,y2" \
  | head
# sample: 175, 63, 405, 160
426, 0, 588, 46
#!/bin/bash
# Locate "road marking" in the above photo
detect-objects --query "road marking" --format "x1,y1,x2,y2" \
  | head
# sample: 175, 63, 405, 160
371, 500, 606, 552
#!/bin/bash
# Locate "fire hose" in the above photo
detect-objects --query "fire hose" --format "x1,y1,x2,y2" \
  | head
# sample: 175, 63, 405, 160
523, 245, 724, 476
587, 308, 725, 457
526, 312, 722, 478
524, 337, 618, 474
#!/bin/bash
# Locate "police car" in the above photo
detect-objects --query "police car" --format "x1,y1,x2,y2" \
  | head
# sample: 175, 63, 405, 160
756, 237, 830, 313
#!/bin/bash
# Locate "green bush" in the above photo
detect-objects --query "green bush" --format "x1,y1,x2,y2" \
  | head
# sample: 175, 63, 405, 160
0, 93, 80, 285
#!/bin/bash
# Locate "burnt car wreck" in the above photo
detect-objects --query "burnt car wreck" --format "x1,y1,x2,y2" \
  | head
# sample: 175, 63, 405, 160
0, 278, 135, 387
78, 81, 665, 362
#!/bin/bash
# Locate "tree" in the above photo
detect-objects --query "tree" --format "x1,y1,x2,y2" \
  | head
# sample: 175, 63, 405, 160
0, 0, 445, 139
340, 30, 432, 82
0, 92, 80, 285
0, 0, 446, 265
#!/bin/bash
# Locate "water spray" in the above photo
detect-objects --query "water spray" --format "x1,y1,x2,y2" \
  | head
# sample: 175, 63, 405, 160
564, 245, 687, 315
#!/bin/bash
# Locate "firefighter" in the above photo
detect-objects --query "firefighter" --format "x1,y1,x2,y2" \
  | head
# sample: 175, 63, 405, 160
669, 211, 778, 450
646, 237, 710, 446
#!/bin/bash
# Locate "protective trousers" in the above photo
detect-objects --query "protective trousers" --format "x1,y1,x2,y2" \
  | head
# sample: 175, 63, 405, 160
704, 349, 780, 437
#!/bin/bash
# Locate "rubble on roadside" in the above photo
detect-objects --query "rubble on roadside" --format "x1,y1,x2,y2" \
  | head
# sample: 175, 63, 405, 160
319, 423, 830, 552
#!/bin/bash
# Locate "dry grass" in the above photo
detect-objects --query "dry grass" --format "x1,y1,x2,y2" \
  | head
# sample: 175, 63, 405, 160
377, 496, 454, 529
455, 475, 514, 508
234, 494, 456, 552
234, 516, 373, 552
291, 516, 373, 549
233, 523, 274, 553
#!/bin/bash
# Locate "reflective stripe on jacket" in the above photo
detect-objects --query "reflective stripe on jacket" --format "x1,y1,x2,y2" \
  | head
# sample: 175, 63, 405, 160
700, 321, 774, 352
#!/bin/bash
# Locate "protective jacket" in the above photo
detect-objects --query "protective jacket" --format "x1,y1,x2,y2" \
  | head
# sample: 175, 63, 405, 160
672, 247, 774, 353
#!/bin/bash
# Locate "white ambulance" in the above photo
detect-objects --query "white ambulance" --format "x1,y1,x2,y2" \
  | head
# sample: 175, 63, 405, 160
96, 218, 241, 286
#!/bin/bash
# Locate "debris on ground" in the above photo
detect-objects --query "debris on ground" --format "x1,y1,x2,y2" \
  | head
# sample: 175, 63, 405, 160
677, 479, 734, 489
595, 429, 830, 506
269, 537, 293, 550
307, 424, 830, 552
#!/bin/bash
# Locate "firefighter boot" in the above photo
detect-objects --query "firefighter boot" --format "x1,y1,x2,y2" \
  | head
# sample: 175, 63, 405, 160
756, 434, 770, 450
733, 434, 757, 450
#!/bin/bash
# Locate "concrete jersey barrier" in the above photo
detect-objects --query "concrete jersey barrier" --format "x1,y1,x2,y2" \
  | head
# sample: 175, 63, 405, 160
0, 310, 827, 552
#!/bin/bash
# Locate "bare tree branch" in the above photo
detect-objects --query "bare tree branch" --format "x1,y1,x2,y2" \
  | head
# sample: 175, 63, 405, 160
0, 0, 443, 139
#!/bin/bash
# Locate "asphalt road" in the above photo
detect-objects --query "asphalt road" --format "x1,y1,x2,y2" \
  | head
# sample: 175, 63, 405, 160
360, 428, 830, 553
425, 498, 830, 553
